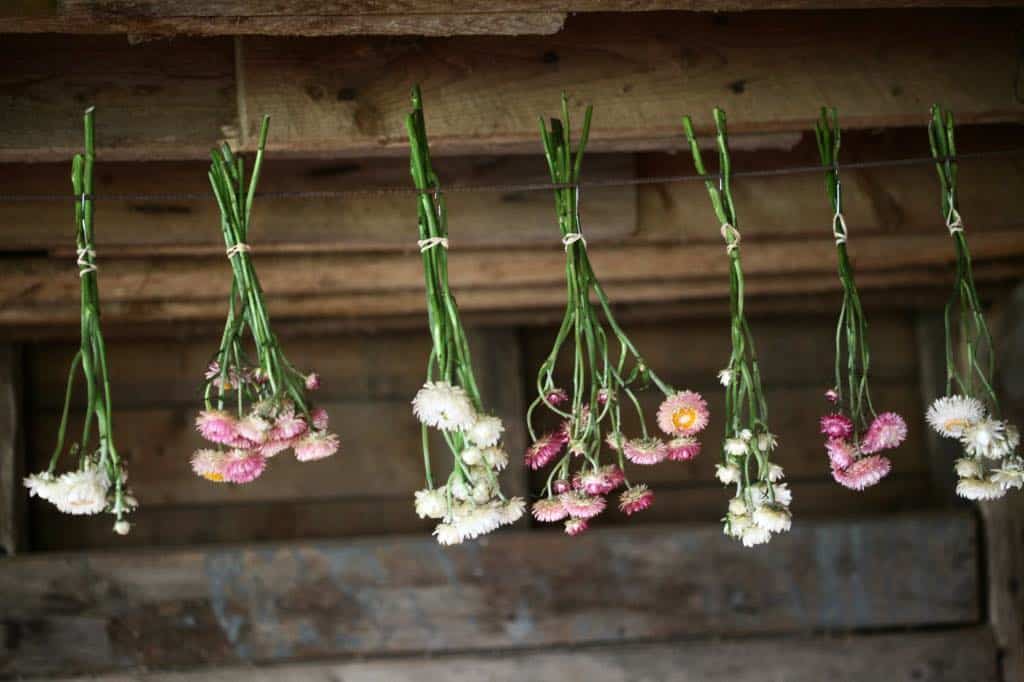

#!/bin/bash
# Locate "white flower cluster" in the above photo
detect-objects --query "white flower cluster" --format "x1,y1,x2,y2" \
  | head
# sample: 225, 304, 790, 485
717, 430, 792, 547
24, 462, 137, 532
927, 395, 1022, 501
412, 381, 522, 544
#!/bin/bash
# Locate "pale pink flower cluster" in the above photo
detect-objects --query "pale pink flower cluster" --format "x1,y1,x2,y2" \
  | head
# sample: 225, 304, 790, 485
821, 403, 905, 491
192, 398, 337, 485
527, 388, 706, 535
927, 395, 1022, 500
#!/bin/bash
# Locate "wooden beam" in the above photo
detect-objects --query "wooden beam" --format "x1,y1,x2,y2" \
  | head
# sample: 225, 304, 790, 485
1, 228, 1020, 327
0, 511, 979, 676
2, 10, 1023, 161
4, 1, 1021, 38
0, 345, 25, 555
47, 628, 1001, 682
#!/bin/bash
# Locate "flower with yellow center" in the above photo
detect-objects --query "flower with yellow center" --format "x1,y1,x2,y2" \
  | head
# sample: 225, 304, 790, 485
656, 390, 710, 437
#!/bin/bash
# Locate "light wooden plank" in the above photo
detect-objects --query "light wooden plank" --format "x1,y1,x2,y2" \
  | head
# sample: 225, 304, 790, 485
3, 11, 1023, 161
48, 628, 1000, 682
3, 260, 1022, 327
0, 35, 238, 162
0, 511, 979, 677
2, 12, 568, 37
239, 10, 1024, 157
5, 229, 1022, 311
0, 154, 635, 251
0, 345, 24, 555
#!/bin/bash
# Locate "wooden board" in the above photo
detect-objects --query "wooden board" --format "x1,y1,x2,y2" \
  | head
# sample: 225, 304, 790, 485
0, 35, 238, 162
47, 628, 1000, 682
0, 345, 25, 555
238, 10, 1024, 157
0, 154, 635, 252
0, 511, 979, 677
2, 10, 1023, 161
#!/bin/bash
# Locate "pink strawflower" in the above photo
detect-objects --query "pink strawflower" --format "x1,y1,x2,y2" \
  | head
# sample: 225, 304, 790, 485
545, 388, 569, 407
305, 373, 320, 391
532, 497, 569, 522
605, 432, 624, 451
195, 410, 239, 445
258, 439, 292, 458
191, 448, 228, 482
666, 436, 702, 461
564, 518, 589, 536
623, 437, 668, 465
293, 431, 340, 462
825, 389, 839, 403
820, 412, 854, 439
860, 412, 908, 454
619, 485, 654, 516
552, 479, 572, 494
224, 450, 267, 484
272, 413, 308, 441
596, 389, 610, 407
826, 438, 856, 470
236, 414, 272, 444
573, 465, 625, 495
832, 454, 892, 490
656, 390, 710, 437
560, 491, 606, 519
311, 407, 329, 430
525, 430, 568, 470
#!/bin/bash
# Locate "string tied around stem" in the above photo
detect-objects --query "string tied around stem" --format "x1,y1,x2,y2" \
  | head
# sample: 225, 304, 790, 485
417, 236, 449, 252
832, 211, 848, 245
562, 232, 587, 251
225, 243, 252, 258
720, 222, 741, 255
76, 247, 97, 277
946, 205, 964, 235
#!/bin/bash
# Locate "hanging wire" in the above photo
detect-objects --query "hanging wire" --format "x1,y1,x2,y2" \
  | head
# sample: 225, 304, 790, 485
0, 148, 1022, 204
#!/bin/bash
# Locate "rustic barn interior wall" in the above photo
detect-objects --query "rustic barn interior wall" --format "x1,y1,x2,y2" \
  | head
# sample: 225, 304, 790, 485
2, 4, 1024, 680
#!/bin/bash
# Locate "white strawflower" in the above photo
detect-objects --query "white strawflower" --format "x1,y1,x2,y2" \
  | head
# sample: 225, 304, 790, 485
471, 479, 495, 505
753, 504, 792, 533
956, 477, 1006, 501
454, 504, 502, 539
482, 447, 509, 471
725, 513, 752, 538
498, 497, 526, 525
414, 487, 448, 519
412, 381, 476, 431
460, 446, 484, 466
766, 463, 785, 482
727, 496, 748, 516
741, 524, 772, 547
1006, 424, 1021, 451
927, 395, 984, 438
434, 522, 464, 546
992, 458, 1024, 491
23, 471, 61, 503
450, 478, 472, 501
54, 468, 110, 515
954, 457, 983, 479
718, 369, 733, 386
962, 418, 1007, 459
771, 482, 793, 507
467, 415, 504, 447
113, 520, 131, 535
757, 432, 778, 453
716, 462, 742, 484
739, 429, 753, 442
724, 438, 748, 456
